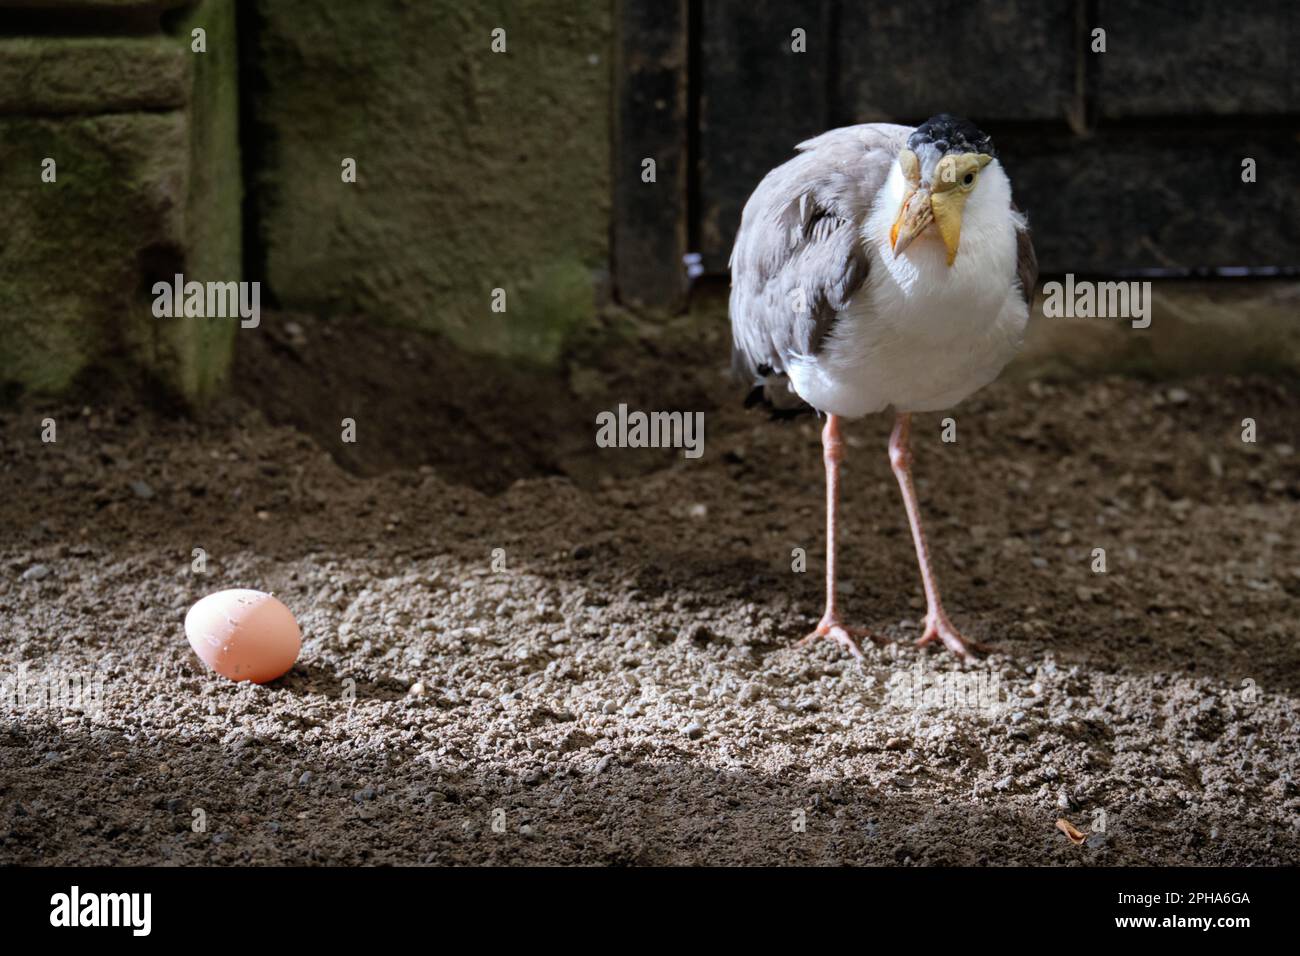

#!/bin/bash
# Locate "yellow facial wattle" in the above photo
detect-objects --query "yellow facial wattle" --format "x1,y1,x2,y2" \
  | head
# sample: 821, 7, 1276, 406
892, 151, 993, 265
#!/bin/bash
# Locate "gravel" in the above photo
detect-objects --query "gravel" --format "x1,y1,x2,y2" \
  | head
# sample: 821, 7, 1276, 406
0, 309, 1296, 866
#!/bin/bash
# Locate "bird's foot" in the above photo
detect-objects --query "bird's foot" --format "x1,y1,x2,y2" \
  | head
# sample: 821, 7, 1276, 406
916, 611, 988, 661
797, 612, 881, 661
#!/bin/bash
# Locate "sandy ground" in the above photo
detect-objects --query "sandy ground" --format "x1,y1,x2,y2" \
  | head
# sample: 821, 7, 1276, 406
1, 302, 1297, 865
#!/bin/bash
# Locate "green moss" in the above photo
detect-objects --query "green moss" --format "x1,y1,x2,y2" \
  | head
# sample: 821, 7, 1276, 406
0, 2, 241, 405
0, 113, 188, 397
255, 0, 612, 362
0, 37, 188, 114
478, 259, 597, 364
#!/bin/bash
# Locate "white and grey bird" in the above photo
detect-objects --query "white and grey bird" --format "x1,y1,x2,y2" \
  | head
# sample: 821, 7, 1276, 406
730, 114, 1037, 661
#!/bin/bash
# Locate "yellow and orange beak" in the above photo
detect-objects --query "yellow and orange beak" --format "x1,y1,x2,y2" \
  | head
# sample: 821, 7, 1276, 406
890, 185, 934, 258
890, 150, 993, 266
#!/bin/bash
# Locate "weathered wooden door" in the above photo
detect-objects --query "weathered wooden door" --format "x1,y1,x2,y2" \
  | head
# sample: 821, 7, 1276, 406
617, 0, 1299, 307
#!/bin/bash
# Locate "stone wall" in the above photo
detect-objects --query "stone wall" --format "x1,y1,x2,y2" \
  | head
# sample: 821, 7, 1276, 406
0, 0, 241, 403
2, 1, 1293, 401
0, 0, 614, 402
249, 0, 613, 363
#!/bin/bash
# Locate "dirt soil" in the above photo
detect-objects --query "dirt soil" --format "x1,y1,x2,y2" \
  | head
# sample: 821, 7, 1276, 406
1, 301, 1297, 865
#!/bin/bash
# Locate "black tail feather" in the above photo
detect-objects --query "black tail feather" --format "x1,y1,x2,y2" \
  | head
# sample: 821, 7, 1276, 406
743, 383, 816, 421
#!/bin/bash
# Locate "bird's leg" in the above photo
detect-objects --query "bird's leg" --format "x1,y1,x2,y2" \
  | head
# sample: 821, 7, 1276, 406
797, 414, 878, 660
889, 413, 986, 661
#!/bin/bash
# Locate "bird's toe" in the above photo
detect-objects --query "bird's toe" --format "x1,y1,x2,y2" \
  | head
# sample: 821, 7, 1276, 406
917, 613, 988, 660
797, 617, 888, 661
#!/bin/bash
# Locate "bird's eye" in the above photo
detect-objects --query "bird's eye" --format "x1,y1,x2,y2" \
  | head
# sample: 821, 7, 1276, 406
962, 172, 975, 186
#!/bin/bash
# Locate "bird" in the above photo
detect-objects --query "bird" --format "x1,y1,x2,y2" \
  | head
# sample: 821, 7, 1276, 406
729, 114, 1037, 661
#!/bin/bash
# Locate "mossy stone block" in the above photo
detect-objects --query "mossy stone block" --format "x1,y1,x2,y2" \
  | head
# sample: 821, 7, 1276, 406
0, 37, 190, 114
0, 1, 241, 403
253, 0, 612, 362
0, 113, 188, 395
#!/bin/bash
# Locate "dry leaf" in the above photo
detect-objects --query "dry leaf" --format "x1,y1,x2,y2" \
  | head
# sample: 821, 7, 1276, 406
1056, 817, 1087, 845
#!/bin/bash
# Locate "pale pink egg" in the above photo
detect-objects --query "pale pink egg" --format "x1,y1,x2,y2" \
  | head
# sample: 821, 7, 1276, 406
184, 589, 301, 683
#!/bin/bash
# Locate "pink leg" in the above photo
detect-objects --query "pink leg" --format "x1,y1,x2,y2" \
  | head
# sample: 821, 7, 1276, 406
889, 413, 985, 660
796, 415, 880, 660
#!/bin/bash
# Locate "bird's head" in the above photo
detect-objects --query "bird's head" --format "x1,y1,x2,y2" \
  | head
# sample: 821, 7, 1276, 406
890, 114, 996, 266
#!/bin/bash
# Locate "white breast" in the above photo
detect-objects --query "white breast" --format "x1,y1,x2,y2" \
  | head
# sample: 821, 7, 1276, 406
787, 160, 1028, 418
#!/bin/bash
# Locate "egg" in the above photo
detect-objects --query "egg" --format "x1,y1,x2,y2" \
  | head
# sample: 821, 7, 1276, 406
185, 589, 301, 683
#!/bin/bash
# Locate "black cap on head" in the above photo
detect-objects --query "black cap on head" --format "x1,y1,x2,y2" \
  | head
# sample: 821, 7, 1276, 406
908, 114, 995, 157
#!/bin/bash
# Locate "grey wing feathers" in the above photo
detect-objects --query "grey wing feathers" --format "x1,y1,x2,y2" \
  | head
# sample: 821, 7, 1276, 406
1014, 217, 1038, 309
729, 124, 911, 388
